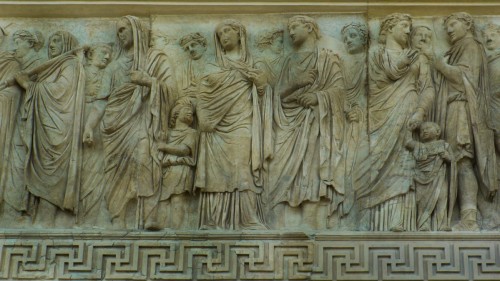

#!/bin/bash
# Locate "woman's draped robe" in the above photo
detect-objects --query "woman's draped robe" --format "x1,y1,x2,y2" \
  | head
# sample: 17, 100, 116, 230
359, 47, 434, 231
195, 59, 271, 230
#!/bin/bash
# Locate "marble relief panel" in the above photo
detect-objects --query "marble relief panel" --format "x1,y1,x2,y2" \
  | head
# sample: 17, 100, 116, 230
0, 12, 499, 234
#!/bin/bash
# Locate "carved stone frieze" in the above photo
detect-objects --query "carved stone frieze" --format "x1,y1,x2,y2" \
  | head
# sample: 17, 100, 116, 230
1, 6, 500, 280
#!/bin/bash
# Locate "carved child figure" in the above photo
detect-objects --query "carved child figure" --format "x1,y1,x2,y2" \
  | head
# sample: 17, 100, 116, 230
406, 122, 453, 231
149, 100, 198, 230
80, 44, 112, 227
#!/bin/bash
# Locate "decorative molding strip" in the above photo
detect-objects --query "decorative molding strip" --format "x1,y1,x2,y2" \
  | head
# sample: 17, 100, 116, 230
0, 1, 500, 17
1, 231, 499, 280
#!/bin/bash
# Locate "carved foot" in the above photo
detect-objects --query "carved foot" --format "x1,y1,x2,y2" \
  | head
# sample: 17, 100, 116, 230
453, 209, 480, 231
452, 221, 479, 231
438, 226, 452, 232
390, 225, 404, 232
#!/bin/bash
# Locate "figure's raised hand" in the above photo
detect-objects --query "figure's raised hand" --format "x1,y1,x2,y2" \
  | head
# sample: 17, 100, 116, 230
297, 93, 318, 108
83, 126, 94, 146
408, 108, 425, 130
246, 68, 268, 89
295, 68, 318, 89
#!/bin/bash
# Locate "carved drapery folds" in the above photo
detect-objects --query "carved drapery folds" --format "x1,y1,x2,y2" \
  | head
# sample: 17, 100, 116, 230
0, 12, 500, 233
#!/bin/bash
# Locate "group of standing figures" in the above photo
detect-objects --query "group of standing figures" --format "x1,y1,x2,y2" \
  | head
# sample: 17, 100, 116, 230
1, 13, 500, 232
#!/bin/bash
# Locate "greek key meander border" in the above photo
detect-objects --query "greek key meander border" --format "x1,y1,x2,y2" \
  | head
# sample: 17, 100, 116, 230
1, 231, 499, 280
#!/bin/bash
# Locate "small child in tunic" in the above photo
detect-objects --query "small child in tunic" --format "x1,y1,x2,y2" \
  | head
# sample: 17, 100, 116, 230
406, 122, 454, 231
152, 100, 198, 230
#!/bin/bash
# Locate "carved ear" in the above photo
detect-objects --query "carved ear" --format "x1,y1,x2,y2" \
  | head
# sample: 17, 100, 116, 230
466, 21, 473, 31
307, 23, 313, 33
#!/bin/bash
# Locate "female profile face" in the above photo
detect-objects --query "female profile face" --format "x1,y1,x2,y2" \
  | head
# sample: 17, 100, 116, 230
48, 34, 63, 58
217, 24, 239, 52
117, 19, 134, 50
288, 21, 310, 46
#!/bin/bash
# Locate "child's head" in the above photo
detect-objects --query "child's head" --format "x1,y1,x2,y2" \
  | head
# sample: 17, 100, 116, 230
420, 122, 441, 142
170, 100, 194, 127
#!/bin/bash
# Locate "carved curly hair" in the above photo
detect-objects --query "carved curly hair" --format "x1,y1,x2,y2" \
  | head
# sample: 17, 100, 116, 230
12, 29, 44, 51
378, 13, 412, 44
341, 22, 369, 45
288, 15, 321, 40
179, 32, 207, 48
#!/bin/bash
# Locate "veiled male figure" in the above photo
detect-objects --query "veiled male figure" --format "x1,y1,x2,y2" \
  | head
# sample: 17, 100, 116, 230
84, 16, 178, 229
14, 31, 85, 227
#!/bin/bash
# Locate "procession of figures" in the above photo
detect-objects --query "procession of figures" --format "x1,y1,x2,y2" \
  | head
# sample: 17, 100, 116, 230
1, 12, 500, 232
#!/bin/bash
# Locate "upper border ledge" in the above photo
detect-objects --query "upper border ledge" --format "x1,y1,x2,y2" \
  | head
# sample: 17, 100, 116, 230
0, 1, 500, 18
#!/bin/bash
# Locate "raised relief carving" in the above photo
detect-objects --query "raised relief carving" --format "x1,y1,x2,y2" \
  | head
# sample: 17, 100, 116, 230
0, 12, 499, 236
84, 16, 177, 230
13, 31, 84, 228
267, 16, 345, 231
80, 43, 112, 227
425, 12, 497, 231
481, 23, 500, 230
0, 27, 23, 227
0, 10, 500, 281
0, 29, 44, 228
361, 13, 435, 232
336, 22, 370, 231
405, 122, 453, 231
254, 28, 285, 88
148, 100, 198, 230
196, 19, 268, 230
